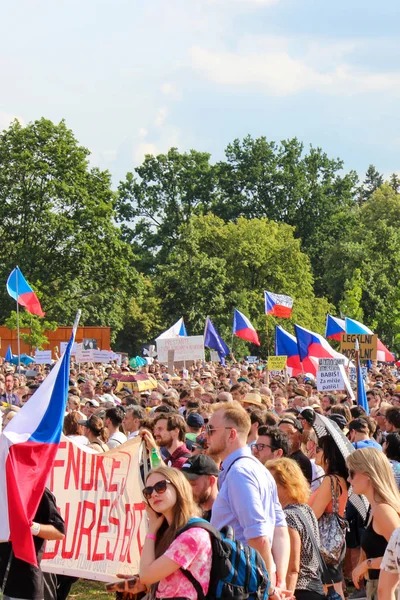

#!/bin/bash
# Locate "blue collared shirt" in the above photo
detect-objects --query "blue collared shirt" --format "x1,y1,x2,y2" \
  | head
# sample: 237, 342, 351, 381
210, 446, 286, 544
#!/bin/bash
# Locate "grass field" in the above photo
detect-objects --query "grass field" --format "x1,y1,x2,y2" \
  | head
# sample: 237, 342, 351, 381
69, 579, 110, 600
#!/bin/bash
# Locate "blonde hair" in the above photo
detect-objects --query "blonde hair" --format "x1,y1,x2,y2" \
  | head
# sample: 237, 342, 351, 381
145, 466, 201, 557
213, 402, 251, 436
347, 448, 400, 514
266, 457, 310, 504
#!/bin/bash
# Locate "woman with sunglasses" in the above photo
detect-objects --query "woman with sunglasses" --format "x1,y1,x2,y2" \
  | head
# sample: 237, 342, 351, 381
308, 435, 349, 600
140, 466, 212, 599
346, 448, 400, 600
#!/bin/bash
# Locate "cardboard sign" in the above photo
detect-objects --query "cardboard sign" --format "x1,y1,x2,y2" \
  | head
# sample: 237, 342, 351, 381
210, 350, 220, 362
42, 436, 147, 582
349, 366, 368, 383
92, 350, 113, 363
340, 334, 378, 361
246, 356, 259, 364
156, 336, 205, 363
34, 350, 52, 364
317, 359, 345, 392
60, 342, 78, 356
267, 356, 287, 370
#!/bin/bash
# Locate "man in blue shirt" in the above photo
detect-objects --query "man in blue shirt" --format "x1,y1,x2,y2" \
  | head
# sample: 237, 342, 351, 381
206, 402, 289, 598
349, 418, 382, 450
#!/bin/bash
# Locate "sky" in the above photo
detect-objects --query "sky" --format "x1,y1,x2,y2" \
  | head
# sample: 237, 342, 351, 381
1, 0, 400, 185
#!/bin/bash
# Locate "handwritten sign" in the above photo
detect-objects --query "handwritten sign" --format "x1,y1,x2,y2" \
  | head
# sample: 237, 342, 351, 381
267, 356, 287, 370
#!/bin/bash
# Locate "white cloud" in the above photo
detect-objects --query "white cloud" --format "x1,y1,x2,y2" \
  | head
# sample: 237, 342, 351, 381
133, 142, 160, 163
0, 112, 24, 130
154, 107, 168, 127
189, 40, 400, 97
161, 82, 177, 96
138, 127, 148, 138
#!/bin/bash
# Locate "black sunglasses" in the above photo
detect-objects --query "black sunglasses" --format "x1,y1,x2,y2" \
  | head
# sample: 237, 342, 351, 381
143, 479, 171, 500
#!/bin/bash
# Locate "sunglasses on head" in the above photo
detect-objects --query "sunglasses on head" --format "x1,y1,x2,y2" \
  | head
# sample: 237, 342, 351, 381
143, 479, 171, 500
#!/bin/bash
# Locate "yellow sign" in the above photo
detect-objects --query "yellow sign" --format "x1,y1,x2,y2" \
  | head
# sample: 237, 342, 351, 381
267, 355, 287, 370
340, 334, 378, 361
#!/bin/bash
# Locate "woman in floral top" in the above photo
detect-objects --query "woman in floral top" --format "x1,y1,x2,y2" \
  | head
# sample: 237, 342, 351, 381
139, 465, 212, 600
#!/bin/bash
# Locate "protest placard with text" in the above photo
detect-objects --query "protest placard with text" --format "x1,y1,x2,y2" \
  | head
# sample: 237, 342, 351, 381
267, 356, 287, 370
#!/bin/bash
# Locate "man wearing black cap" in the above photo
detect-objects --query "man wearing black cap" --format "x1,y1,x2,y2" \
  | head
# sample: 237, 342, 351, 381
181, 455, 219, 521
279, 416, 313, 484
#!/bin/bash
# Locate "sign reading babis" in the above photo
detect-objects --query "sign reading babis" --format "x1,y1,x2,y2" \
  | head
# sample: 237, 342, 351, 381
41, 436, 147, 582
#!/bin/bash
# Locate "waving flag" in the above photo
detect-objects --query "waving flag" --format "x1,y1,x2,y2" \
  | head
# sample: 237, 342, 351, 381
5, 345, 13, 362
233, 309, 260, 346
6, 266, 45, 317
356, 340, 369, 415
204, 317, 230, 364
294, 324, 348, 376
264, 291, 293, 318
156, 317, 187, 340
275, 326, 303, 376
377, 339, 395, 362
345, 317, 373, 335
0, 313, 79, 566
325, 315, 345, 341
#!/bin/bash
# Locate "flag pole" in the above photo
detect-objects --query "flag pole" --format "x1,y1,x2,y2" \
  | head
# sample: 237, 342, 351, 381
265, 315, 270, 385
355, 338, 360, 407
15, 266, 21, 373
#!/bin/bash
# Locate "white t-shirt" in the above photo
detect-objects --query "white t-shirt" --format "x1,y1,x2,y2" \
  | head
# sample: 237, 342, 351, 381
381, 527, 400, 598
107, 430, 127, 449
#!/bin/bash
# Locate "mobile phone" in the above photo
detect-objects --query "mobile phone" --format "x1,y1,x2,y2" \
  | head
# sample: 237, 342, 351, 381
105, 576, 138, 593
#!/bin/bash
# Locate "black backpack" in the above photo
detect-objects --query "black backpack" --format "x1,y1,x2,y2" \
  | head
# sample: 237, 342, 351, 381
177, 518, 270, 600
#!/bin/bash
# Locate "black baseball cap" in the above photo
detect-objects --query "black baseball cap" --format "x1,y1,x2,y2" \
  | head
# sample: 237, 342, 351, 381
181, 455, 219, 480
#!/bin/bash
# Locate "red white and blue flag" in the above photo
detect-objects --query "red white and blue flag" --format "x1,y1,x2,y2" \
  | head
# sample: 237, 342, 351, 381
233, 309, 260, 346
275, 326, 303, 376
377, 339, 395, 362
264, 291, 293, 318
7, 266, 45, 317
345, 317, 373, 335
325, 314, 346, 341
294, 323, 348, 376
0, 313, 79, 566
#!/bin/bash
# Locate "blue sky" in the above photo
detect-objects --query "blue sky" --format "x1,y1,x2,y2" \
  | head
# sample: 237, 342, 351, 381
1, 0, 399, 185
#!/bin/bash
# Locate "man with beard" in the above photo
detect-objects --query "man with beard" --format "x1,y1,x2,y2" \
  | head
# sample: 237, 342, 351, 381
205, 403, 289, 598
181, 454, 220, 521
140, 413, 191, 469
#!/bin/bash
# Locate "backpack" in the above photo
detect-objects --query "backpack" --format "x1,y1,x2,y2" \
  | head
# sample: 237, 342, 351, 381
176, 517, 270, 600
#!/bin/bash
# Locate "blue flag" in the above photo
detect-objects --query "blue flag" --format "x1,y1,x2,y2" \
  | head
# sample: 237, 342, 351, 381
357, 357, 369, 415
5, 345, 13, 362
204, 318, 230, 364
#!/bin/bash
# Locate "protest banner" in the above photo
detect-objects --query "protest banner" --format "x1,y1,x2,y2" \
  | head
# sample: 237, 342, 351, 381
92, 350, 113, 363
267, 356, 287, 370
76, 346, 94, 363
156, 335, 205, 363
209, 350, 220, 362
246, 356, 258, 364
317, 358, 345, 392
340, 334, 378, 360
60, 342, 78, 356
349, 366, 368, 383
41, 436, 147, 582
34, 350, 52, 364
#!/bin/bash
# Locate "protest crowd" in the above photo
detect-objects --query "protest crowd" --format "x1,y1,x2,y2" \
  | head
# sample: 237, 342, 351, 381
2, 348, 400, 600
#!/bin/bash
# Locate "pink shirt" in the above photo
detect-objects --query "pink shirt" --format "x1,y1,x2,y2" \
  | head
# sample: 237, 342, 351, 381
156, 527, 212, 600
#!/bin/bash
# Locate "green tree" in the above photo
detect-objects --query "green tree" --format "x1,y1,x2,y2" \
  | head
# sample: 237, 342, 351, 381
360, 164, 384, 203
338, 268, 364, 321
389, 173, 400, 194
116, 148, 217, 271
4, 311, 58, 352
0, 118, 139, 339
155, 214, 333, 354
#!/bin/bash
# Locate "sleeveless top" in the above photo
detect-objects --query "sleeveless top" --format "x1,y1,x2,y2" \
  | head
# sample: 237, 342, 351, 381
361, 512, 388, 580
309, 475, 348, 517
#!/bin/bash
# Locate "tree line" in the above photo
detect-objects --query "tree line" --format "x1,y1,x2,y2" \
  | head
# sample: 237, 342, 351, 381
0, 118, 399, 354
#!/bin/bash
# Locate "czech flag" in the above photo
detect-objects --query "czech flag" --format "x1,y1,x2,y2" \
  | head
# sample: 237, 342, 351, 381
377, 339, 395, 362
345, 317, 373, 335
0, 314, 79, 566
325, 314, 345, 341
156, 317, 187, 340
233, 309, 260, 346
264, 291, 293, 318
275, 326, 303, 376
294, 324, 347, 376
6, 266, 45, 317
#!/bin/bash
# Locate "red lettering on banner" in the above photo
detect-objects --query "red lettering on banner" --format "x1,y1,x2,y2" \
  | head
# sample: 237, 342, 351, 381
61, 502, 82, 559
74, 501, 96, 559
106, 498, 121, 561
134, 502, 147, 553
92, 499, 111, 561
108, 459, 121, 492
81, 452, 95, 491
119, 504, 134, 562
64, 443, 81, 489
118, 451, 131, 494
93, 455, 108, 492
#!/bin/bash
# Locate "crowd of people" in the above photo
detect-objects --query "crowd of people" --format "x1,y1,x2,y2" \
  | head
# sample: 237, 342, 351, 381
2, 356, 400, 600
